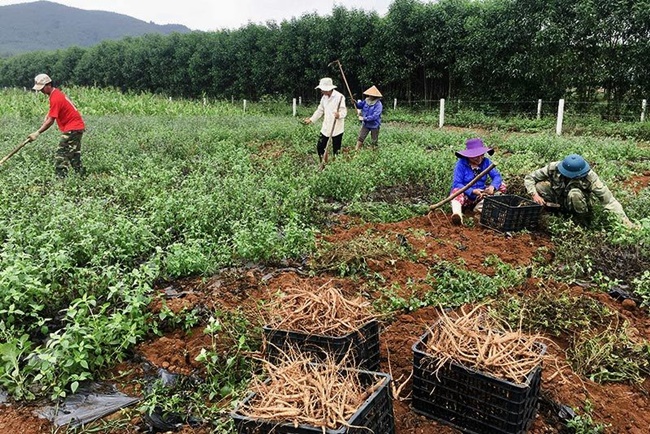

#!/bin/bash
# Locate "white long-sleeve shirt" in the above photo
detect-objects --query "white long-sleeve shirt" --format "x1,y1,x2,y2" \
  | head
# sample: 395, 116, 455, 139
309, 90, 347, 137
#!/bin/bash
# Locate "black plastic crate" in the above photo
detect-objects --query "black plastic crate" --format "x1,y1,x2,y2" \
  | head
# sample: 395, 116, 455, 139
231, 369, 394, 434
263, 320, 380, 372
480, 195, 542, 232
411, 328, 545, 434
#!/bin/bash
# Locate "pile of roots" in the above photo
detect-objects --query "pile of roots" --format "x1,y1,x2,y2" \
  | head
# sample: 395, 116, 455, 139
423, 306, 545, 384
236, 351, 383, 431
264, 282, 376, 336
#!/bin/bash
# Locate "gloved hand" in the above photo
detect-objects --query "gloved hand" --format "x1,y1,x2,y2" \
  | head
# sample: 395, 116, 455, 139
28, 131, 40, 141
358, 115, 363, 121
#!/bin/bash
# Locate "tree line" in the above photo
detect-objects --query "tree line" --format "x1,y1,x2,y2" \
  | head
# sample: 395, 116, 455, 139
0, 0, 648, 107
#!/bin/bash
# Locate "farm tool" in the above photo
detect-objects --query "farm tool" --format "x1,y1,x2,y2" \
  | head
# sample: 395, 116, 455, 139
428, 162, 497, 211
0, 138, 32, 166
328, 59, 357, 109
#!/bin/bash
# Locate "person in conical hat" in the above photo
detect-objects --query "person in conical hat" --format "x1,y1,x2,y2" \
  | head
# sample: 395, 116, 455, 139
354, 85, 383, 151
304, 77, 347, 167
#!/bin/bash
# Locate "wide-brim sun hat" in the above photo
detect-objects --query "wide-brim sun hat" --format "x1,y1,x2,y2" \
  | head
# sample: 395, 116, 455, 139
455, 138, 494, 159
363, 85, 382, 98
558, 154, 590, 178
315, 77, 337, 91
32, 73, 52, 91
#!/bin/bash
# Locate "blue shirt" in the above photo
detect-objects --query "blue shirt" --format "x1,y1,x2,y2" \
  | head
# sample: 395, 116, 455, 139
355, 99, 382, 129
450, 157, 503, 201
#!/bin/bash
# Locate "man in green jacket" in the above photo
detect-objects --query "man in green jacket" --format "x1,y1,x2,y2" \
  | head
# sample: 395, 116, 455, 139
524, 154, 635, 228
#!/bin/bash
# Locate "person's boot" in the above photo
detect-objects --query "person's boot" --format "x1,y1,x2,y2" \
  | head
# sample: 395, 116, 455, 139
451, 201, 463, 226
355, 140, 363, 151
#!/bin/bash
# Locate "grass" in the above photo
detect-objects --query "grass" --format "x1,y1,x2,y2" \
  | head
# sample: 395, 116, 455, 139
1, 87, 649, 427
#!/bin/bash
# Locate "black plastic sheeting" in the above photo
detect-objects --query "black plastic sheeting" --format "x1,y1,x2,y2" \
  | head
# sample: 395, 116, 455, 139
36, 382, 139, 427
33, 365, 204, 431
141, 367, 203, 432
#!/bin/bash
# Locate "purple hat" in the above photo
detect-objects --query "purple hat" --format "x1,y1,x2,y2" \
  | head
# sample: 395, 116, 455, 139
455, 138, 494, 159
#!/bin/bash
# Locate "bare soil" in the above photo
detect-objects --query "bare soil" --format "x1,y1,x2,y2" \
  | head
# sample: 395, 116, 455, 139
1, 213, 649, 433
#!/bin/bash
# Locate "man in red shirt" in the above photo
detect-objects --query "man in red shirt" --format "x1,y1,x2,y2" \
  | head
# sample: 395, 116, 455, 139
28, 74, 86, 177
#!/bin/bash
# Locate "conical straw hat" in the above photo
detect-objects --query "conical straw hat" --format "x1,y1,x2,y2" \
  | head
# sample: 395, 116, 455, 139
363, 85, 382, 98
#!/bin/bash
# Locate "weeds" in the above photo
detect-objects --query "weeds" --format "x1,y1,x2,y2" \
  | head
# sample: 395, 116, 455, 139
374, 258, 526, 313
138, 310, 255, 430
493, 288, 616, 336
568, 323, 650, 383
632, 270, 650, 307
309, 231, 410, 276
423, 258, 526, 308
347, 201, 427, 223
494, 287, 649, 384
566, 400, 608, 434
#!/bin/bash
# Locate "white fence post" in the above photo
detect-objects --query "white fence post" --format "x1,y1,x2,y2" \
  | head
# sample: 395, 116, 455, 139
556, 99, 565, 136
292, 98, 297, 117
537, 99, 542, 120
393, 98, 397, 110
169, 97, 172, 102
203, 97, 207, 106
231, 96, 234, 104
439, 98, 445, 129
243, 99, 247, 112
642, 99, 647, 122
299, 97, 302, 106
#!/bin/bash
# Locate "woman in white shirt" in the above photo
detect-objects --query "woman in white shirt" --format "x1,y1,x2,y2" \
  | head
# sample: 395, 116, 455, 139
304, 77, 347, 167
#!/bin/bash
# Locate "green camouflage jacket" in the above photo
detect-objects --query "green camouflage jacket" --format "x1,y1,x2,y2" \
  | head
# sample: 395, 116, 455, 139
524, 161, 630, 222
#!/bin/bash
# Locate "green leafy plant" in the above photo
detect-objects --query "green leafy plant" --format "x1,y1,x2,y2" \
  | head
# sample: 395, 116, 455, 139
310, 231, 410, 276
566, 400, 608, 434
493, 288, 616, 336
632, 270, 650, 307
194, 311, 257, 401
421, 258, 526, 308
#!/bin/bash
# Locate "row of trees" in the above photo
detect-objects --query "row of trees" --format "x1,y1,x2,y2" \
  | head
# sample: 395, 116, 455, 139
1, 0, 648, 106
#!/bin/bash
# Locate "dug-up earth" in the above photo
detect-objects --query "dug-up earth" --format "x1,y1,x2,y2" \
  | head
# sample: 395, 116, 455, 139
1, 211, 649, 434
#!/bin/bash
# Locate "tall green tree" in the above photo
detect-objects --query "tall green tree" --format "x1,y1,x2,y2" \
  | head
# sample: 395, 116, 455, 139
0, 0, 647, 105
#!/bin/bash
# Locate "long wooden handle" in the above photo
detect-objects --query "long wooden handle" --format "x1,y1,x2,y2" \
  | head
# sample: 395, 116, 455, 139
428, 162, 497, 211
335, 60, 356, 108
0, 139, 31, 166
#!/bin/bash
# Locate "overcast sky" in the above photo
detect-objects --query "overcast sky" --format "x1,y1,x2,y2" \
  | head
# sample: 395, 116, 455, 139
0, 0, 395, 31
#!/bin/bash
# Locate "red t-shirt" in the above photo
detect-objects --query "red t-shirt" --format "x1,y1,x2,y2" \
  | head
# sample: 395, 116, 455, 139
48, 88, 85, 132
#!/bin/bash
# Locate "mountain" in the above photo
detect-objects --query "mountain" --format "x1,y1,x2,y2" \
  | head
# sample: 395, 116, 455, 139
0, 1, 192, 57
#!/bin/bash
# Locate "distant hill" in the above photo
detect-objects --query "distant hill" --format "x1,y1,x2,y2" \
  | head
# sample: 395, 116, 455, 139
0, 1, 192, 57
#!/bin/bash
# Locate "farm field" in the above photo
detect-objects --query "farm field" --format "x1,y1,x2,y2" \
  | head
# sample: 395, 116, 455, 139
1, 88, 649, 433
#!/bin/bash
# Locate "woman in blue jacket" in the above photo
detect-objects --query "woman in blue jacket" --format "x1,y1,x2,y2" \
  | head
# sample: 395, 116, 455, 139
450, 138, 506, 225
355, 86, 383, 150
